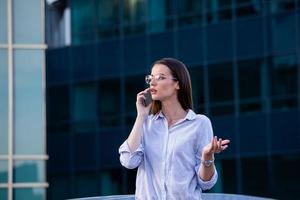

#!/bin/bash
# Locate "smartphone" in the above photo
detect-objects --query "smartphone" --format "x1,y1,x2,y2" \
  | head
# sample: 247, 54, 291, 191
143, 90, 152, 107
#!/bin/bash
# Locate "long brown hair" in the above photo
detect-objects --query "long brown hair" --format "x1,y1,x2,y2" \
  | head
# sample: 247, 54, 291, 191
150, 58, 193, 115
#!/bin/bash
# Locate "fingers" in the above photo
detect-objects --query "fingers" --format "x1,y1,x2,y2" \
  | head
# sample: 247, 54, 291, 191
212, 136, 230, 154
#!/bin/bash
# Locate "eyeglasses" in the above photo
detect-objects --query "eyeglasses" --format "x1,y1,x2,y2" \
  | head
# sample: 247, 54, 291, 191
145, 74, 177, 85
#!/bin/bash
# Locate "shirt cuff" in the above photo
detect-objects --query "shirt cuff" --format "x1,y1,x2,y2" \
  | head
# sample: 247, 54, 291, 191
197, 167, 218, 190
119, 140, 144, 157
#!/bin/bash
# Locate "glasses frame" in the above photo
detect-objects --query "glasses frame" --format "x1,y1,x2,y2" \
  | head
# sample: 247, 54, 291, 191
145, 74, 177, 85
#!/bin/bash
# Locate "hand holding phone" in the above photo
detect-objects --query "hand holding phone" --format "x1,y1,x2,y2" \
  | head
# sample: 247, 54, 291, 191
143, 90, 152, 107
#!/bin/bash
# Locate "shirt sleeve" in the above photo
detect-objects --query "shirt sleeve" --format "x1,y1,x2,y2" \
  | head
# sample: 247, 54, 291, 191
194, 116, 218, 190
119, 140, 144, 169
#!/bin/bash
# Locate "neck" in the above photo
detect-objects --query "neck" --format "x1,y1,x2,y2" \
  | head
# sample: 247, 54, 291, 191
161, 100, 187, 121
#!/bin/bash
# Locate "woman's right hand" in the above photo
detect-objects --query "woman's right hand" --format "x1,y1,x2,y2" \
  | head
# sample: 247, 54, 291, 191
136, 88, 152, 117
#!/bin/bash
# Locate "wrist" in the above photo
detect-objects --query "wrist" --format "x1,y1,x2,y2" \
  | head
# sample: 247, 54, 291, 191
202, 152, 214, 161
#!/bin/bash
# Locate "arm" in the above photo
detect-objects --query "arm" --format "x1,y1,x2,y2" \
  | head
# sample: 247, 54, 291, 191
119, 89, 152, 169
199, 136, 230, 181
127, 89, 152, 152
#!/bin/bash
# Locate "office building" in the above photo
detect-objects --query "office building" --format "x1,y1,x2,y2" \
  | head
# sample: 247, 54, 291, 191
46, 0, 300, 199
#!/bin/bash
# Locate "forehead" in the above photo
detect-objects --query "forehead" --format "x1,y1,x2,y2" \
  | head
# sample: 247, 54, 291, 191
151, 64, 171, 75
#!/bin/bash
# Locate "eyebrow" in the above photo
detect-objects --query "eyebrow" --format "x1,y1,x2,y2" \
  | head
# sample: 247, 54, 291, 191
151, 73, 166, 76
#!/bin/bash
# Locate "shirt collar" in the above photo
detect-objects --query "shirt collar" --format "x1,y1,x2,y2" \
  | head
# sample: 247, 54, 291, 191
153, 109, 196, 121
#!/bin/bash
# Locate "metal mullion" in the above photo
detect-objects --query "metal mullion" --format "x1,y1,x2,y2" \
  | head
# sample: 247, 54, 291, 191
12, 44, 47, 49
13, 183, 49, 188
7, 0, 13, 199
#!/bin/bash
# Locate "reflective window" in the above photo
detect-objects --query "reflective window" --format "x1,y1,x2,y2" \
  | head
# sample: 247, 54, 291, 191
13, 0, 42, 44
208, 62, 234, 116
47, 86, 70, 123
241, 157, 269, 197
272, 13, 296, 52
270, 0, 297, 13
96, 0, 120, 39
206, 0, 232, 24
73, 173, 100, 197
238, 59, 263, 113
123, 0, 146, 35
100, 170, 122, 195
0, 160, 8, 182
98, 79, 121, 128
271, 55, 297, 110
72, 83, 97, 133
148, 0, 172, 33
189, 66, 205, 114
71, 0, 96, 44
13, 160, 45, 183
0, 188, 7, 200
178, 0, 203, 27
13, 188, 45, 200
14, 49, 44, 154
221, 159, 238, 193
235, 0, 262, 18
0, 49, 8, 154
0, 0, 7, 43
125, 75, 145, 125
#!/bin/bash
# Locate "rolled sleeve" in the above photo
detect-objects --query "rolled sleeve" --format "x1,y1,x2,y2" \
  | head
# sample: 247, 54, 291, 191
196, 166, 218, 190
119, 140, 144, 169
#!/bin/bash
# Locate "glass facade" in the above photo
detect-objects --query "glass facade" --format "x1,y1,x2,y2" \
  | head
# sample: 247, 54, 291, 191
46, 0, 300, 199
0, 0, 47, 200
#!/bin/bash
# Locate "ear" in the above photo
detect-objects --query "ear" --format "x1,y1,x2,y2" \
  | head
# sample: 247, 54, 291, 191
175, 82, 180, 90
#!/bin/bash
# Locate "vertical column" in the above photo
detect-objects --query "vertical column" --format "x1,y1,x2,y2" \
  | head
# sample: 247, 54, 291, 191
7, 0, 13, 199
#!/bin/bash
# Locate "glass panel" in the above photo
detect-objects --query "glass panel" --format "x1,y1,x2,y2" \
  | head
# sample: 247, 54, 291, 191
72, 83, 97, 133
221, 159, 237, 193
271, 55, 297, 110
123, 0, 146, 35
13, 0, 42, 44
238, 59, 262, 99
13, 160, 45, 183
14, 49, 44, 154
241, 157, 269, 197
178, 0, 203, 27
0, 0, 7, 43
0, 188, 7, 200
0, 49, 8, 154
100, 170, 122, 195
0, 160, 8, 183
13, 188, 45, 200
270, 0, 296, 13
189, 66, 204, 113
98, 79, 121, 128
125, 75, 145, 125
208, 62, 233, 102
71, 0, 96, 45
96, 0, 119, 40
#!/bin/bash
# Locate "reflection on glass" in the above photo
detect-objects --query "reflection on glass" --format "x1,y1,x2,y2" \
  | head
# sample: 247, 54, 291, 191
98, 79, 121, 127
189, 66, 204, 113
238, 59, 262, 99
13, 0, 42, 44
125, 75, 145, 125
123, 0, 146, 35
0, 189, 7, 200
14, 49, 44, 154
270, 0, 297, 13
208, 62, 233, 102
100, 170, 122, 195
13, 188, 45, 200
0, 0, 7, 43
73, 83, 97, 133
13, 160, 45, 183
0, 49, 8, 154
0, 160, 8, 183
241, 157, 268, 197
96, 0, 120, 39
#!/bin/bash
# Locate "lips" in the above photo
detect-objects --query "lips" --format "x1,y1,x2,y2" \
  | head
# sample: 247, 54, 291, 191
150, 88, 157, 94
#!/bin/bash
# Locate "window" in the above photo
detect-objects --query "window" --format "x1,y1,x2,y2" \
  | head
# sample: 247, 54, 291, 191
208, 62, 234, 116
72, 83, 97, 133
238, 59, 263, 113
270, 55, 297, 110
98, 78, 121, 128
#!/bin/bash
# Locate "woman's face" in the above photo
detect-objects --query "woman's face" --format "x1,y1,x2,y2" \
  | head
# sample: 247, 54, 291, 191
149, 64, 179, 102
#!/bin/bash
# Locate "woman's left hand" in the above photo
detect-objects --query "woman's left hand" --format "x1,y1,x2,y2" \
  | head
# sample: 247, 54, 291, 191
202, 136, 230, 157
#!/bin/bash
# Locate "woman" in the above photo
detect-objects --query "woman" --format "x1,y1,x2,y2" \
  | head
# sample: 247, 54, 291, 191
119, 58, 230, 199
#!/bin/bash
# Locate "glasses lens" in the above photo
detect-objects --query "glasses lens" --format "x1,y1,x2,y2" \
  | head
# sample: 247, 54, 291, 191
145, 75, 151, 84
